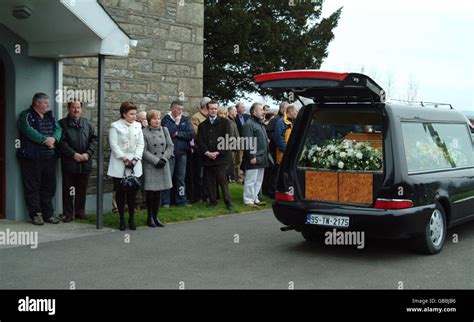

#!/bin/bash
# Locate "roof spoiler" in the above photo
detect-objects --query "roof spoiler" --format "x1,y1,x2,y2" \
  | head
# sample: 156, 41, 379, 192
254, 70, 386, 104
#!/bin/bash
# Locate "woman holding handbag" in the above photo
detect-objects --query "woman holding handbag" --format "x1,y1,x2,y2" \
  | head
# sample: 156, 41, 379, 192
142, 110, 174, 227
107, 102, 144, 231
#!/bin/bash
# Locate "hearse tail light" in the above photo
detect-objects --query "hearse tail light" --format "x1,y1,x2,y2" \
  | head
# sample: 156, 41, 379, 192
275, 191, 295, 202
374, 199, 413, 209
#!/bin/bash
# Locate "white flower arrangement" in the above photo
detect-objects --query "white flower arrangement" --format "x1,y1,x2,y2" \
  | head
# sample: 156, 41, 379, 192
301, 139, 383, 171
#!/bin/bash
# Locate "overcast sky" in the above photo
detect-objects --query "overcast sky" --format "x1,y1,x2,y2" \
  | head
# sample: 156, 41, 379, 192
249, 0, 473, 113
320, 0, 474, 112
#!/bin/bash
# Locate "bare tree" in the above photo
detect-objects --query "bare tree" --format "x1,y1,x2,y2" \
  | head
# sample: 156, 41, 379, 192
385, 70, 395, 99
406, 76, 419, 102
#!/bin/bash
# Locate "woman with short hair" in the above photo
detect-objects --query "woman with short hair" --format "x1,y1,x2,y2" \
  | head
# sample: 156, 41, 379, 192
107, 101, 144, 231
142, 110, 174, 227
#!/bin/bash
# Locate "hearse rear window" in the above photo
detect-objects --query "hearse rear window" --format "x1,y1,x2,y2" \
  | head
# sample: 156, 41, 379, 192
401, 122, 474, 173
299, 109, 383, 172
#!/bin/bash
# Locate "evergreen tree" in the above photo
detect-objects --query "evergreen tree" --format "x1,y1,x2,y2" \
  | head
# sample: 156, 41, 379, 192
204, 0, 342, 102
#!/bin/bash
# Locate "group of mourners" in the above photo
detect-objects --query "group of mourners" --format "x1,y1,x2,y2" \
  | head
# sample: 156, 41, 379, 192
17, 93, 298, 231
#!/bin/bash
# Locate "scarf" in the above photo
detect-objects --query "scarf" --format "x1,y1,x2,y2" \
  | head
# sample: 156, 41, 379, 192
123, 119, 136, 151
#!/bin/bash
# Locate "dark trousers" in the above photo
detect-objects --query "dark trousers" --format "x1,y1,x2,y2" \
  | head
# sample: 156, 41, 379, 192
146, 191, 161, 215
19, 157, 56, 220
262, 165, 278, 198
205, 165, 231, 206
113, 178, 137, 218
62, 171, 90, 219
185, 150, 195, 203
192, 151, 208, 201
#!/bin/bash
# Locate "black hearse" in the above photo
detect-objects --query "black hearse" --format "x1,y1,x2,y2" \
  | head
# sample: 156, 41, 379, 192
255, 70, 474, 254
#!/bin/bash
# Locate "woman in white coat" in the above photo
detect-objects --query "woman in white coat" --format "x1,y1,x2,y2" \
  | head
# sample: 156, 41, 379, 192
107, 102, 144, 231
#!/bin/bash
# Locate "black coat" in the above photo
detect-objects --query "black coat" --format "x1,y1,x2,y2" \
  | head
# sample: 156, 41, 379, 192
196, 117, 232, 167
235, 113, 250, 136
58, 116, 98, 174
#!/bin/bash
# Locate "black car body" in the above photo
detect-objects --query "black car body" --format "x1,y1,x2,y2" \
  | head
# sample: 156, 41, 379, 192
255, 70, 474, 254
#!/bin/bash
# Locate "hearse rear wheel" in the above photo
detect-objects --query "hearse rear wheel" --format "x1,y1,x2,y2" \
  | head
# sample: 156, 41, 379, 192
411, 202, 447, 255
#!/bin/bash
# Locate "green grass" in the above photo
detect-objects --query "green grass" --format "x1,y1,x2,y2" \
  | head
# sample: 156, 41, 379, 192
76, 183, 273, 228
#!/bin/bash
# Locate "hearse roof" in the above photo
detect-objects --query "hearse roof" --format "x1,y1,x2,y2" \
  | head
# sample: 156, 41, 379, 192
385, 103, 468, 123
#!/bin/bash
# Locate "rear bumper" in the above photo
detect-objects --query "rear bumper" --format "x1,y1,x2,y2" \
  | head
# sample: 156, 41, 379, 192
272, 200, 435, 239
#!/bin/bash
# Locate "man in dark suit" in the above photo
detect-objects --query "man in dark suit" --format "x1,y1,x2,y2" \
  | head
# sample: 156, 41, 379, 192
197, 100, 234, 210
234, 102, 249, 182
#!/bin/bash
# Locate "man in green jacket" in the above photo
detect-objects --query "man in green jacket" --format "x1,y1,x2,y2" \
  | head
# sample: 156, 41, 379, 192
17, 93, 62, 225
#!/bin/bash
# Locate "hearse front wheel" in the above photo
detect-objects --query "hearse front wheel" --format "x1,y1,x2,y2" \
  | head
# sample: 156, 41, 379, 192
411, 203, 447, 255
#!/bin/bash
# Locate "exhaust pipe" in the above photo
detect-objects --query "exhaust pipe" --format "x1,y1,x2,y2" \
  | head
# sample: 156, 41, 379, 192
280, 225, 295, 232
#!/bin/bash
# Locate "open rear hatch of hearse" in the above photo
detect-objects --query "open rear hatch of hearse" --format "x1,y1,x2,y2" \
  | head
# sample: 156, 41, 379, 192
255, 70, 388, 208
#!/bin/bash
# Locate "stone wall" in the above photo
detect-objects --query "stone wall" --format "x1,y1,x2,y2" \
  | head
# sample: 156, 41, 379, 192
62, 0, 204, 194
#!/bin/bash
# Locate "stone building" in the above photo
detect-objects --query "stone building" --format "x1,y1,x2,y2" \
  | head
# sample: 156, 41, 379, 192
62, 0, 204, 211
0, 0, 204, 221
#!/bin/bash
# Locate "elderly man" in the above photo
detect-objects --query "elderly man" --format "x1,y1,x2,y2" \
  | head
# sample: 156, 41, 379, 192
191, 97, 210, 134
227, 105, 240, 182
17, 93, 62, 225
161, 100, 194, 207
234, 102, 250, 183
58, 100, 97, 222
136, 110, 148, 128
242, 103, 272, 207
263, 101, 289, 197
134, 110, 148, 208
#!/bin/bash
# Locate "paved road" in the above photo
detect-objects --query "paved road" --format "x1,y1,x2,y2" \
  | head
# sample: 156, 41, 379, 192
1, 210, 473, 289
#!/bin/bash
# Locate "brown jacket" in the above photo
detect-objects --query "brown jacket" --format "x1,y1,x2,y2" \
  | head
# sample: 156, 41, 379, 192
190, 110, 207, 135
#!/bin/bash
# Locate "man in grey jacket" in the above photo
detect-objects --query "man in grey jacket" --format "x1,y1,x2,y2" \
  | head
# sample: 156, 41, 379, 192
242, 103, 272, 207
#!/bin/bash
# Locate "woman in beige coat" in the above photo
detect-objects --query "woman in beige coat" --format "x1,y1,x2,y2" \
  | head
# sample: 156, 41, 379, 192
142, 110, 174, 227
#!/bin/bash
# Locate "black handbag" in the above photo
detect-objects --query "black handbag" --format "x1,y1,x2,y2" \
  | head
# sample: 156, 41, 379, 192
120, 168, 141, 192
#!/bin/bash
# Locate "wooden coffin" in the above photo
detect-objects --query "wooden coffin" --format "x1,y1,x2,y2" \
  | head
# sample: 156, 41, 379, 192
344, 132, 382, 151
305, 171, 338, 202
305, 170, 373, 204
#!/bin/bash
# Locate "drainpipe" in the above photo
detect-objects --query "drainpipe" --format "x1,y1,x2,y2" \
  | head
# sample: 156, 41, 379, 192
54, 59, 63, 216
96, 54, 105, 229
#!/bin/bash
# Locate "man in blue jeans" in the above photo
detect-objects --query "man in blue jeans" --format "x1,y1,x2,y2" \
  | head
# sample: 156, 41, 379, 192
161, 100, 194, 207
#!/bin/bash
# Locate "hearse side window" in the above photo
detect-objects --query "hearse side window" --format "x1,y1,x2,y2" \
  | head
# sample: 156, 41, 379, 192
401, 122, 474, 173
299, 109, 383, 172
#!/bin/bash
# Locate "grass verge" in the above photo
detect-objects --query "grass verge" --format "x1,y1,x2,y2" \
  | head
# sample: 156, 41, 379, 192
76, 183, 273, 228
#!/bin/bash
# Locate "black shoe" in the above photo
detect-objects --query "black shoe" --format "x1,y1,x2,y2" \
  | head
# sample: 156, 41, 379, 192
129, 217, 136, 231
226, 204, 235, 211
152, 214, 165, 227
207, 203, 217, 208
119, 215, 126, 231
146, 215, 156, 228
